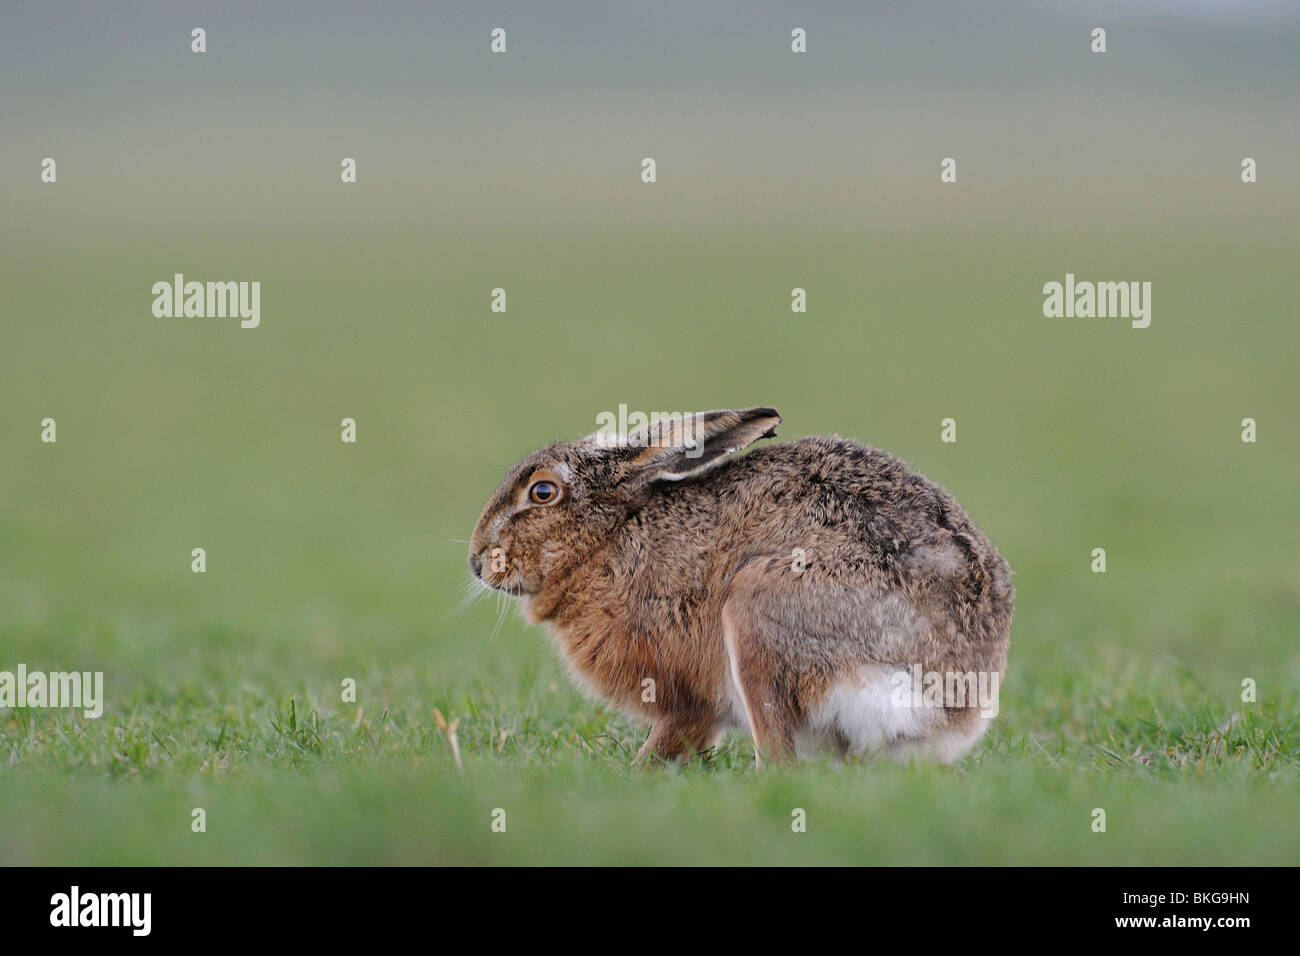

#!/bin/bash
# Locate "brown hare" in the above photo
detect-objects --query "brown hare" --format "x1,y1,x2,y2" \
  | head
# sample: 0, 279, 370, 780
468, 407, 1013, 766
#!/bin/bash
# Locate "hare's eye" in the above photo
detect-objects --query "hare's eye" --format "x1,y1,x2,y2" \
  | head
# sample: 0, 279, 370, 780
528, 480, 559, 505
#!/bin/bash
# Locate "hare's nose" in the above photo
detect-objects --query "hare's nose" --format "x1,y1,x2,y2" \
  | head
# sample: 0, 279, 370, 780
469, 551, 484, 577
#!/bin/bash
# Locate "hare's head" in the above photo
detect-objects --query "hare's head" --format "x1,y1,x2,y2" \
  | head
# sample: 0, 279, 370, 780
468, 407, 780, 596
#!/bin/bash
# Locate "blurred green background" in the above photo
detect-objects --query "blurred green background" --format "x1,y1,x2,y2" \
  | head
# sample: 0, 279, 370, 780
1, 1, 1297, 864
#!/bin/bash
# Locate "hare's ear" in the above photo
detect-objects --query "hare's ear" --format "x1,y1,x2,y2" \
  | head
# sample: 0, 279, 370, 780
623, 407, 781, 482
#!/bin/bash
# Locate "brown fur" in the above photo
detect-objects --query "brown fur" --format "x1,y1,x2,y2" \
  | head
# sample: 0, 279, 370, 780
468, 407, 1013, 766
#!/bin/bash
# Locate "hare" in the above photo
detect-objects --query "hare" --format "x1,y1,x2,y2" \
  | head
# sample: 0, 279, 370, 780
468, 407, 1013, 766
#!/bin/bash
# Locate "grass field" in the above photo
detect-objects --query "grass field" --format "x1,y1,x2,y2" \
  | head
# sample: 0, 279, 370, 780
1, 226, 1297, 865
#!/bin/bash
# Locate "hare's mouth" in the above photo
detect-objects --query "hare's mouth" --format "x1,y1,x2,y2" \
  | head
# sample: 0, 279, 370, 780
477, 568, 530, 597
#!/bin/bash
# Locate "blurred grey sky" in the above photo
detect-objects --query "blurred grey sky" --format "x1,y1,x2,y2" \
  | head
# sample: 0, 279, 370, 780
3, 1, 1296, 242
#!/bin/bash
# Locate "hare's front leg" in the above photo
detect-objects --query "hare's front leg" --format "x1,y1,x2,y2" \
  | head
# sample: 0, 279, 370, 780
633, 714, 716, 766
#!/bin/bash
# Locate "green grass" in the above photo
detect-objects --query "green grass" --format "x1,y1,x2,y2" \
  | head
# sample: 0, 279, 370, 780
1, 231, 1297, 865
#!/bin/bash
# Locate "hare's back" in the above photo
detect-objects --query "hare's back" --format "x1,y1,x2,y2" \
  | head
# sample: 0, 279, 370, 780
719, 437, 986, 543
698, 436, 1009, 600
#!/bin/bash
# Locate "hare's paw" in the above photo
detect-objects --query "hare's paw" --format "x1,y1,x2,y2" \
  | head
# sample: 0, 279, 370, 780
633, 715, 718, 767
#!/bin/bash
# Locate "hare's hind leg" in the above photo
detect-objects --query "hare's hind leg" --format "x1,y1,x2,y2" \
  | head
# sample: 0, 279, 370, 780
720, 564, 811, 767
720, 557, 953, 766
722, 606, 796, 767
